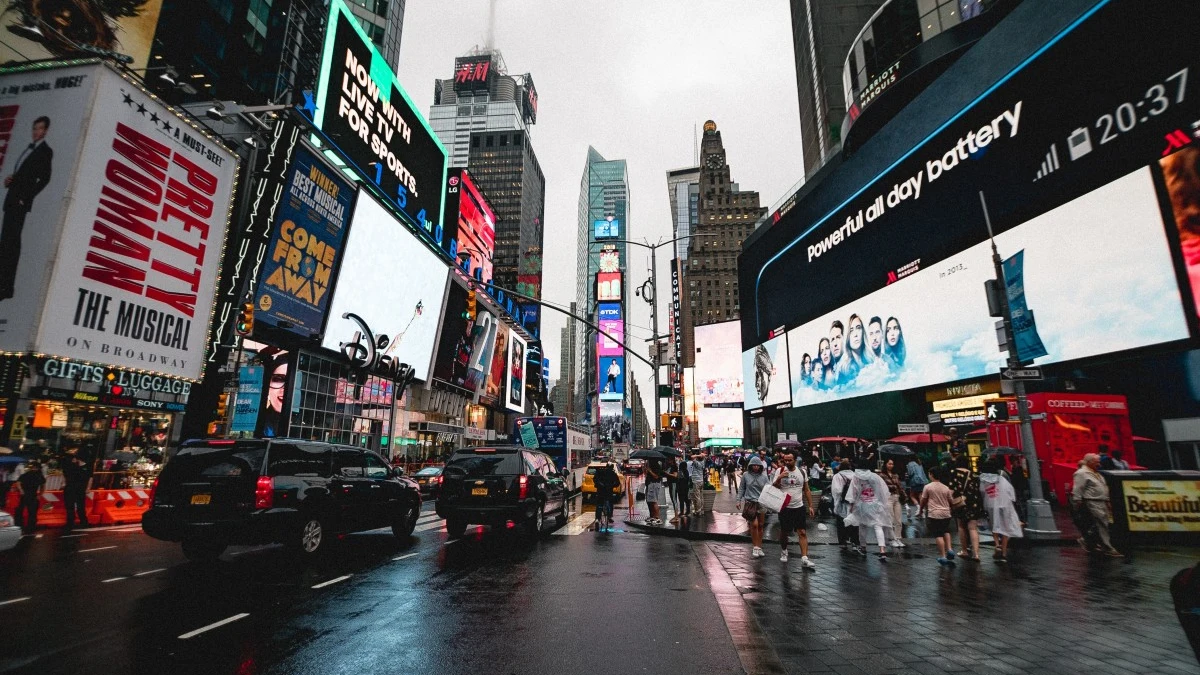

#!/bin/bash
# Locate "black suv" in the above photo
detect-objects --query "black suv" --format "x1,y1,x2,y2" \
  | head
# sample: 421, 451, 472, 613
436, 446, 568, 537
143, 439, 421, 560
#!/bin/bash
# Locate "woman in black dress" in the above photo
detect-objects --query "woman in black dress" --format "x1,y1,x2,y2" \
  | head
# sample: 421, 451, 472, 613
948, 455, 984, 560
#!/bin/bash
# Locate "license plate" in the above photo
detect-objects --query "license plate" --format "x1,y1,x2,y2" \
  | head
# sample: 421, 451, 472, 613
190, 494, 212, 505
418, 479, 426, 485
471, 487, 488, 496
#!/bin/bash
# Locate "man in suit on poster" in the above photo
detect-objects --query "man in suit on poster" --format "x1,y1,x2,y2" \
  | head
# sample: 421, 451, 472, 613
0, 115, 53, 301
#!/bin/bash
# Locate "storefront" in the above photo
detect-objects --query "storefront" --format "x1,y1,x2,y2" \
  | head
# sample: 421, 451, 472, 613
284, 349, 395, 453
926, 380, 1001, 428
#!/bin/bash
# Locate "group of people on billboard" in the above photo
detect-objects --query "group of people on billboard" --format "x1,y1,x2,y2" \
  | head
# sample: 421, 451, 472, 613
797, 314, 907, 391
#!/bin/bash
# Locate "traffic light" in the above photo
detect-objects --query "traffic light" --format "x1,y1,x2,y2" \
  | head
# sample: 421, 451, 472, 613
467, 289, 477, 321
216, 392, 229, 418
236, 301, 254, 336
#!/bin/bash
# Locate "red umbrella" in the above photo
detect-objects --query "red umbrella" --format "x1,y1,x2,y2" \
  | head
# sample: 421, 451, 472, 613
805, 436, 868, 443
1132, 436, 1158, 443
887, 433, 951, 443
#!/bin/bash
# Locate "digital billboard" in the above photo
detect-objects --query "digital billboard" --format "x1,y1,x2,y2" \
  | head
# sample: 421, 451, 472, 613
444, 169, 495, 282
522, 74, 538, 124
698, 406, 744, 440
506, 330, 527, 412
0, 0, 165, 70
464, 308, 498, 398
453, 55, 493, 92
594, 219, 620, 240
0, 63, 237, 381
256, 147, 355, 337
322, 191, 450, 383
597, 272, 622, 302
742, 334, 790, 411
484, 322, 510, 404
313, 0, 447, 236
597, 303, 623, 357
694, 321, 744, 404
743, 1, 1200, 405
431, 282, 469, 385
599, 400, 627, 443
598, 248, 620, 273
598, 355, 624, 401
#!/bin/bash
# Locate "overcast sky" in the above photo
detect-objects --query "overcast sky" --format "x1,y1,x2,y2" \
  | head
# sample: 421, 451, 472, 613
398, 0, 805, 424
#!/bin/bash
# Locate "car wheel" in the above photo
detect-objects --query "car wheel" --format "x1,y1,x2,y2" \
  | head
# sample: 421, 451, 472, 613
556, 499, 568, 527
446, 517, 467, 538
297, 517, 329, 556
527, 502, 545, 537
393, 503, 419, 539
181, 538, 226, 562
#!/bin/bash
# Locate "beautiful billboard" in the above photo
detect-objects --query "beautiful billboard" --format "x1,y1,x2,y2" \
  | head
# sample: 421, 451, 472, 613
0, 0, 165, 70
693, 321, 743, 405
742, 334, 790, 411
596, 272, 622, 302
313, 0, 446, 235
444, 169, 495, 282
484, 322, 510, 404
597, 303, 623, 357
430, 281, 469, 385
598, 249, 620, 273
453, 55, 493, 92
598, 355, 624, 401
698, 406, 744, 440
594, 219, 620, 240
255, 147, 354, 337
465, 308, 498, 399
0, 63, 237, 381
506, 330, 527, 412
321, 191, 450, 382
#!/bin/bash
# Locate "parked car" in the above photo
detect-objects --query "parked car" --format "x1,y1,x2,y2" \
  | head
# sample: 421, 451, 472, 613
435, 446, 568, 538
413, 466, 443, 499
622, 458, 646, 475
0, 511, 20, 552
581, 461, 625, 501
143, 439, 422, 561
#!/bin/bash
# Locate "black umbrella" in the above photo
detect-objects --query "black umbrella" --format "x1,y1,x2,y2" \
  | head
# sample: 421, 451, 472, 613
654, 446, 683, 457
773, 439, 802, 450
629, 448, 667, 460
985, 446, 1022, 456
879, 443, 914, 456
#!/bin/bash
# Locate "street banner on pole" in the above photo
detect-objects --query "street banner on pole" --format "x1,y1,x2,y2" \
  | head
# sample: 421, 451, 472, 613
232, 366, 264, 433
1002, 250, 1048, 364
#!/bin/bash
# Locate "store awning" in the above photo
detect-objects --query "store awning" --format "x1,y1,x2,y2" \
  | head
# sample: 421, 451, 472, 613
887, 433, 951, 443
1132, 436, 1158, 443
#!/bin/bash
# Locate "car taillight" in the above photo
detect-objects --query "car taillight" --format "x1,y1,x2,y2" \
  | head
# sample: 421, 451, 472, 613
518, 474, 529, 500
148, 477, 159, 506
436, 475, 443, 485
255, 476, 274, 509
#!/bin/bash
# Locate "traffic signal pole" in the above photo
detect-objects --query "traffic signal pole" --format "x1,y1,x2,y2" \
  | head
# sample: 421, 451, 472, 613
980, 192, 1059, 539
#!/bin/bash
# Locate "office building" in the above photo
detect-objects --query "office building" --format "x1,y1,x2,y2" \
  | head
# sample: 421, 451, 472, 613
429, 51, 538, 168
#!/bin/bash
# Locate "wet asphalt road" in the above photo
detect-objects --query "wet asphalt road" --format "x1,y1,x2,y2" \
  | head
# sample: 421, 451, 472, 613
0, 494, 742, 675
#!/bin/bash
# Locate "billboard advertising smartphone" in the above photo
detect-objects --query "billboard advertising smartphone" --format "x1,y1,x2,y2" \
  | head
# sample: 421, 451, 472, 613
506, 330, 527, 412
693, 320, 744, 405
0, 63, 237, 381
322, 191, 450, 382
742, 334, 789, 411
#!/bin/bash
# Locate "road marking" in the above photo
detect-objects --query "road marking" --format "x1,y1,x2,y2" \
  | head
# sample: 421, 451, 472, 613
414, 520, 445, 533
134, 568, 166, 577
59, 533, 86, 538
102, 524, 145, 533
101, 576, 129, 583
178, 613, 250, 640
0, 597, 30, 607
78, 546, 117, 553
311, 574, 352, 589
555, 512, 596, 536
443, 539, 459, 546
392, 552, 418, 561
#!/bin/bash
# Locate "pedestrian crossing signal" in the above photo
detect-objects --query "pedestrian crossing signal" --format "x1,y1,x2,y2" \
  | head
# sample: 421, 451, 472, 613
986, 401, 1009, 422
236, 301, 254, 336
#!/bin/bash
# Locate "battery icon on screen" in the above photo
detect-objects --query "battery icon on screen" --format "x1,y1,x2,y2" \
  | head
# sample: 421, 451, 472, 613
1067, 127, 1093, 160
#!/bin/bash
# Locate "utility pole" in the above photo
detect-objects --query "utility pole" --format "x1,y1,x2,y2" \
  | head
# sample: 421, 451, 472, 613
980, 191, 1060, 539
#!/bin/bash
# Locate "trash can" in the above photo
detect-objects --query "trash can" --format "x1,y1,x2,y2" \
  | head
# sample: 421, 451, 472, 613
702, 489, 717, 513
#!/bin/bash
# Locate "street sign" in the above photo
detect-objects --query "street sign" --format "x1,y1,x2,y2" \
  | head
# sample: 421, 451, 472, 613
1001, 367, 1043, 381
897, 423, 930, 433
986, 401, 1009, 422
927, 413, 943, 425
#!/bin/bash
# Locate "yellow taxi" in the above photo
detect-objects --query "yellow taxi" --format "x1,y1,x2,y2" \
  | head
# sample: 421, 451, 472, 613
581, 461, 624, 501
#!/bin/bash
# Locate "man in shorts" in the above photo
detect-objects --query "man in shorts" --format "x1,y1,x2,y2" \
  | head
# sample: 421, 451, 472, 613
771, 451, 816, 568
644, 457, 664, 526
920, 467, 957, 566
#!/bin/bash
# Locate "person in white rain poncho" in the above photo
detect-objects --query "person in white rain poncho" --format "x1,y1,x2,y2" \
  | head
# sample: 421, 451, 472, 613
980, 460, 1023, 563
845, 469, 894, 560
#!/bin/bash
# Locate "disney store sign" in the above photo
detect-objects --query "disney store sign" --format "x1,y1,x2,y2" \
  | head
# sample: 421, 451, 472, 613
337, 312, 417, 392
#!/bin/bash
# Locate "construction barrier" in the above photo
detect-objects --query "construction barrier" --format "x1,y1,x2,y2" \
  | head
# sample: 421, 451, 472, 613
93, 489, 153, 525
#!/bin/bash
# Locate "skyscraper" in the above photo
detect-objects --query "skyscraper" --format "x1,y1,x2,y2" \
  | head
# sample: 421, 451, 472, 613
667, 167, 700, 262
574, 148, 629, 422
789, 0, 887, 177
429, 51, 538, 168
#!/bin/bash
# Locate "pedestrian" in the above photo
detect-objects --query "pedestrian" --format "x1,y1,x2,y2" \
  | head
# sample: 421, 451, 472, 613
905, 455, 929, 520
644, 457, 664, 526
724, 455, 738, 492
62, 451, 91, 530
1110, 449, 1131, 471
592, 461, 620, 532
830, 455, 841, 472
859, 442, 878, 470
980, 459, 1023, 563
920, 467, 957, 566
808, 457, 823, 483
688, 453, 705, 514
676, 454, 692, 519
846, 465, 893, 560
831, 459, 860, 551
771, 451, 816, 568
665, 457, 681, 523
736, 456, 770, 558
879, 457, 906, 547
947, 455, 983, 561
1010, 455, 1030, 522
1072, 453, 1122, 557
14, 461, 44, 535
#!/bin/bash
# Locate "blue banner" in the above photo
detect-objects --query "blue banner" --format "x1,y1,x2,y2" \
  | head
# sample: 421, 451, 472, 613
256, 147, 355, 336
1002, 250, 1048, 364
232, 366, 264, 433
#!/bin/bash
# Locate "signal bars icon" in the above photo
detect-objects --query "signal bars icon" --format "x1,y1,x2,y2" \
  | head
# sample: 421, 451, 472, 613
1033, 143, 1061, 182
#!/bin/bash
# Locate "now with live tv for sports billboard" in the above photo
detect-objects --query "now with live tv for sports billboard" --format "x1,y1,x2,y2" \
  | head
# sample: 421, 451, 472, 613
741, 1, 1200, 409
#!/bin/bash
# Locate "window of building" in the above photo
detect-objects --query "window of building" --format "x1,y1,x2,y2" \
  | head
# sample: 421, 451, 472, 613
486, 136, 494, 147
500, 135, 508, 147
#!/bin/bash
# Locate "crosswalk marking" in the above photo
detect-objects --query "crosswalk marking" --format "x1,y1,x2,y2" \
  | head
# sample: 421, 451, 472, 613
554, 512, 595, 535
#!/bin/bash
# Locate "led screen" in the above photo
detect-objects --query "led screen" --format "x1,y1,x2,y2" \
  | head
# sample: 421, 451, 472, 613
597, 303, 624, 358
598, 356, 624, 401
698, 407, 744, 440
594, 219, 620, 240
741, 334, 790, 411
598, 249, 620, 272
506, 330, 527, 412
445, 169, 496, 282
485, 323, 510, 404
597, 272, 622, 302
694, 321, 744, 404
322, 192, 450, 382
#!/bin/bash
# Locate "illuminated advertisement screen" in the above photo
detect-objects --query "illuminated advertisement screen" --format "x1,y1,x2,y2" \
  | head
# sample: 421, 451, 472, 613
597, 303, 624, 357
485, 323, 510, 404
698, 407, 744, 440
599, 400, 628, 443
453, 55, 493, 92
465, 308, 498, 399
431, 282, 469, 385
322, 192, 450, 382
743, 2, 1200, 408
314, 0, 447, 234
256, 147, 355, 336
594, 219, 620, 240
598, 249, 620, 272
598, 356, 625, 402
506, 330, 527, 412
597, 272, 622, 302
694, 321, 744, 404
445, 169, 496, 282
742, 334, 790, 411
